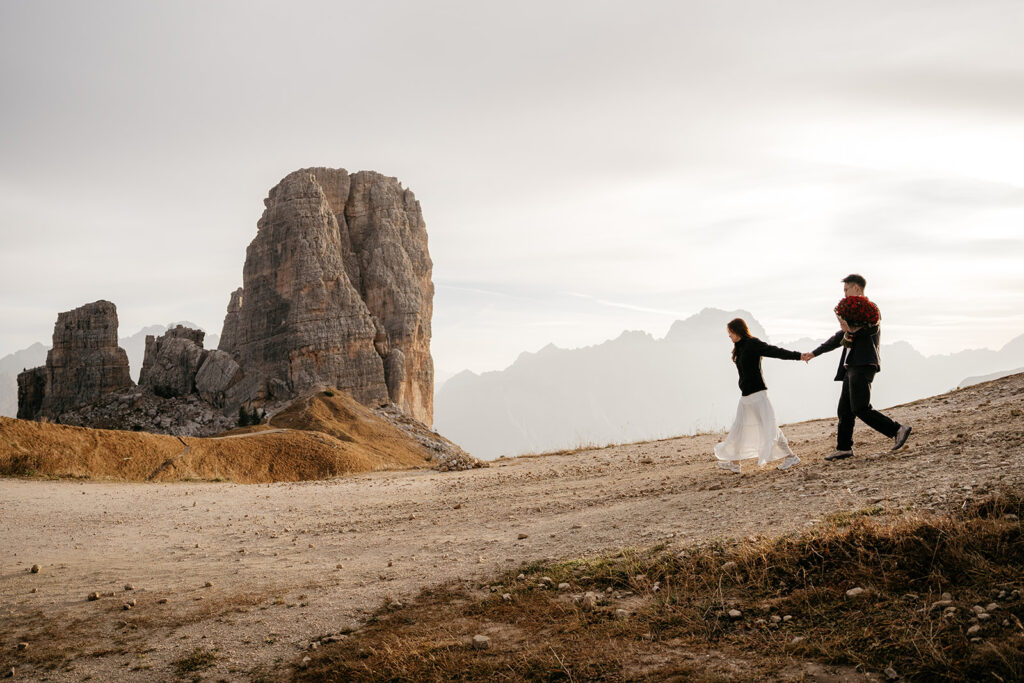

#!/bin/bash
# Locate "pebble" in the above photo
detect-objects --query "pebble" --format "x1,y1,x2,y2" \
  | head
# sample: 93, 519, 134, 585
157, 598, 169, 604
884, 666, 899, 680
615, 609, 630, 619
472, 634, 490, 650
87, 592, 101, 601
205, 581, 214, 587
986, 602, 1000, 612
516, 574, 526, 581
336, 564, 344, 569
558, 583, 570, 591
29, 588, 37, 594
30, 564, 41, 574
846, 587, 865, 598
517, 533, 529, 540
791, 636, 805, 645
728, 609, 742, 620
978, 613, 991, 620
972, 605, 985, 614
502, 593, 512, 602
967, 624, 982, 635
783, 615, 792, 622
770, 615, 782, 623
942, 592, 953, 601
17, 643, 28, 651
579, 592, 599, 609
124, 584, 135, 591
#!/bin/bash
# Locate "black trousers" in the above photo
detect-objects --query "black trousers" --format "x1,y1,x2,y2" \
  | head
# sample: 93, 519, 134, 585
837, 365, 899, 451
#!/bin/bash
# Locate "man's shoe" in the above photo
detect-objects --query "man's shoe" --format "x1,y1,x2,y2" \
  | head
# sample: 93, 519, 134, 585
777, 454, 800, 471
716, 460, 741, 474
893, 424, 912, 451
824, 449, 853, 461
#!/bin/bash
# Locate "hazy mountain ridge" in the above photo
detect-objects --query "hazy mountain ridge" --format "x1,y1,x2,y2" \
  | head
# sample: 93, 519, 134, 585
0, 323, 220, 417
435, 308, 1024, 459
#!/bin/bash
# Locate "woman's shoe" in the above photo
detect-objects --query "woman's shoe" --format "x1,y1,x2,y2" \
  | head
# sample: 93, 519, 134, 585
777, 454, 800, 470
716, 460, 741, 474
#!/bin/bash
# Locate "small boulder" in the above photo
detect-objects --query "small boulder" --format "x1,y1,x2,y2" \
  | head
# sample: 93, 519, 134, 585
472, 634, 491, 650
728, 609, 742, 620
846, 587, 865, 598
30, 564, 41, 574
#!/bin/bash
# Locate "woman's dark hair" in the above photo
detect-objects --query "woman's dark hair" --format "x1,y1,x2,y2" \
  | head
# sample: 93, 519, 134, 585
728, 318, 754, 362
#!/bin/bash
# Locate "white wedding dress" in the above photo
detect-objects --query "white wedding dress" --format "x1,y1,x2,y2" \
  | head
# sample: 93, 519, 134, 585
714, 390, 794, 466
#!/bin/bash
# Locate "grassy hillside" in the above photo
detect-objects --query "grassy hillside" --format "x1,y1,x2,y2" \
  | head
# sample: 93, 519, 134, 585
0, 390, 432, 483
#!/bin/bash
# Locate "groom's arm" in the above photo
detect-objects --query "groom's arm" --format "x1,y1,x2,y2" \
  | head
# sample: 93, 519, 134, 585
810, 331, 845, 357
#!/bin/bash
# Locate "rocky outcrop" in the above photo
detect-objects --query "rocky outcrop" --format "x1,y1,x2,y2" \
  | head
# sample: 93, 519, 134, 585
57, 386, 235, 436
139, 326, 207, 398
17, 301, 133, 420
16, 367, 46, 420
218, 168, 434, 425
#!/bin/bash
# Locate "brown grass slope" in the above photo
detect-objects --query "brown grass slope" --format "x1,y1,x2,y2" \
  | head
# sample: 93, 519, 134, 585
297, 494, 1024, 682
0, 389, 432, 483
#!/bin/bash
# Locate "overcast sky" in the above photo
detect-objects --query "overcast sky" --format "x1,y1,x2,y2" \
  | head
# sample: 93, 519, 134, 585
2, 0, 1023, 379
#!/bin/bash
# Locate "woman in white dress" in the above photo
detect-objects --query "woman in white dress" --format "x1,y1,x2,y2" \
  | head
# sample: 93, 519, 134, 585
714, 318, 802, 473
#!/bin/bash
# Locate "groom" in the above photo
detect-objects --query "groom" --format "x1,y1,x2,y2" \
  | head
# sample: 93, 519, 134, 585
801, 274, 912, 461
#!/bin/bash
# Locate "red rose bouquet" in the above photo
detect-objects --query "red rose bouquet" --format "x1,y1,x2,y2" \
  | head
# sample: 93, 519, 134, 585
834, 296, 880, 347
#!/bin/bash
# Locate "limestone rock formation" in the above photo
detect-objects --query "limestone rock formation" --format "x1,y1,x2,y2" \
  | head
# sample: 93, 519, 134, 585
193, 350, 242, 406
139, 326, 206, 398
218, 168, 434, 425
17, 301, 133, 420
16, 368, 46, 420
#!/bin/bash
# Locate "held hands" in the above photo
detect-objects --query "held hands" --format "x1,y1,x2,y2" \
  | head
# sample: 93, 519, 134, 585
800, 352, 814, 363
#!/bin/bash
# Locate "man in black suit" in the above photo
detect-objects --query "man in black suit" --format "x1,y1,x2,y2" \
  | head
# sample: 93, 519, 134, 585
802, 274, 912, 461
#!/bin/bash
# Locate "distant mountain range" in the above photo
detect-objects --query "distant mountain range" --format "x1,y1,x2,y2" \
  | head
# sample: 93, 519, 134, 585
0, 323, 219, 417
435, 308, 1024, 459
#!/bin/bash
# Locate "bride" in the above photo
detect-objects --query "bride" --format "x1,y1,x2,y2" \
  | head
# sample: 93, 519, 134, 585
714, 318, 803, 473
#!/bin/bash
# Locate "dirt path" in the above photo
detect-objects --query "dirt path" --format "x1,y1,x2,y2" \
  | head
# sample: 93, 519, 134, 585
2, 374, 1022, 681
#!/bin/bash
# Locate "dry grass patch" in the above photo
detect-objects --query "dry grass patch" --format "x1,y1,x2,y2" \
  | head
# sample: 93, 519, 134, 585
0, 388, 435, 483
296, 493, 1024, 681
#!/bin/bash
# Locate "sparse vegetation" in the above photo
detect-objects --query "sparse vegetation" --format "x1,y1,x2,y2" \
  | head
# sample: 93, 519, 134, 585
173, 647, 218, 674
296, 493, 1024, 681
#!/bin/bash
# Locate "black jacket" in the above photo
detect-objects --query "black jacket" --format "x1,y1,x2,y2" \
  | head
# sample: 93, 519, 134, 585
812, 324, 882, 381
732, 337, 802, 396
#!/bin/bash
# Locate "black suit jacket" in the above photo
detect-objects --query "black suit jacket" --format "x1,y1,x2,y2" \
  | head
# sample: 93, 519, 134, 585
812, 325, 882, 381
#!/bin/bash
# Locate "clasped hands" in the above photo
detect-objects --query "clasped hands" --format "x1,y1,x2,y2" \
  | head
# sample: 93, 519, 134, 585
800, 317, 861, 363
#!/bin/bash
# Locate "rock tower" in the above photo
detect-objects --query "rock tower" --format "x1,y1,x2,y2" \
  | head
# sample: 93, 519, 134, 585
17, 300, 133, 420
218, 168, 434, 425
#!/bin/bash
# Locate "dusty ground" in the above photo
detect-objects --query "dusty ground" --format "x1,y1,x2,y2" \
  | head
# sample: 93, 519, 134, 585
1, 373, 1023, 681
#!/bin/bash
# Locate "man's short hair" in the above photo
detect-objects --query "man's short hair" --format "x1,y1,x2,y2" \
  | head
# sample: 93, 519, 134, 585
842, 273, 867, 289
